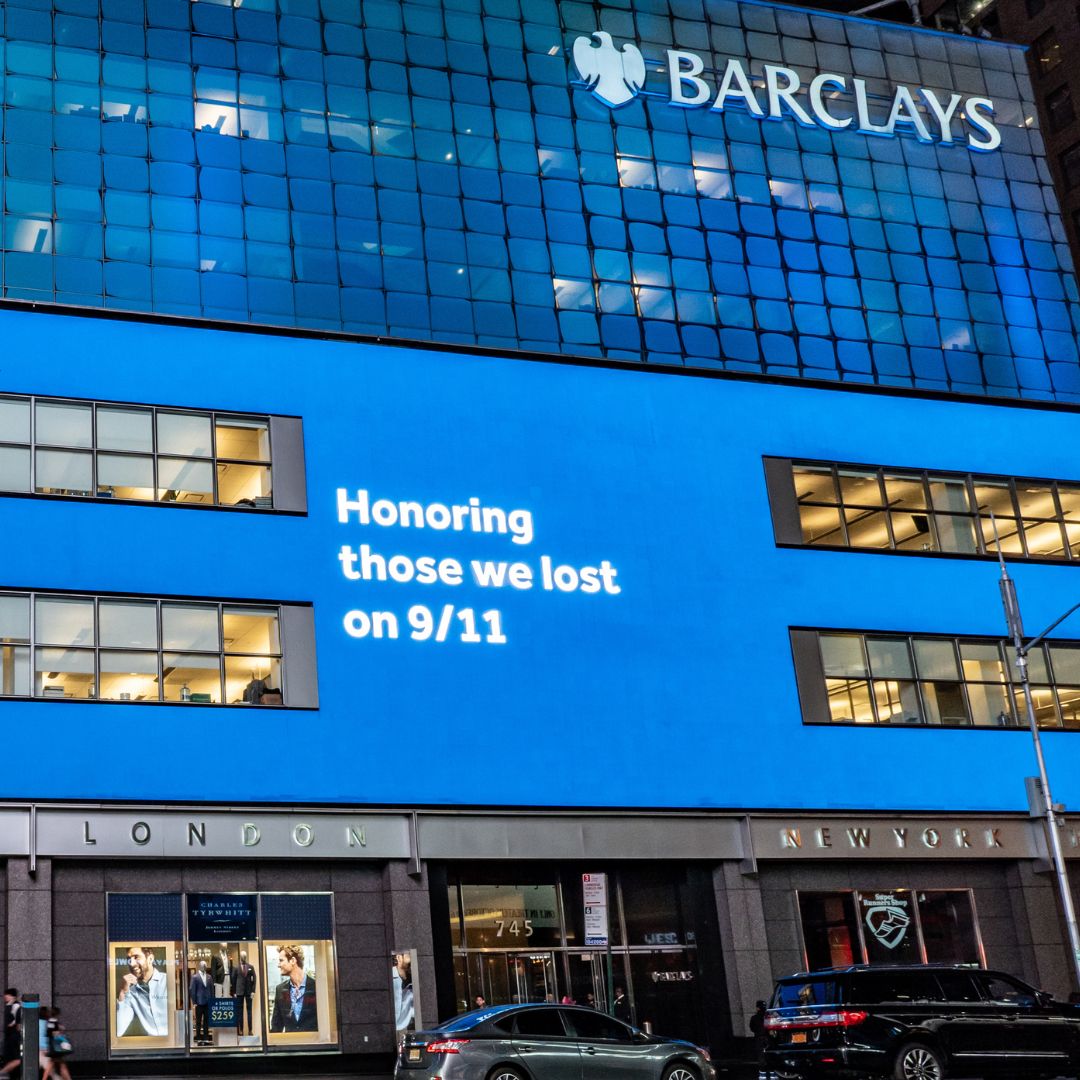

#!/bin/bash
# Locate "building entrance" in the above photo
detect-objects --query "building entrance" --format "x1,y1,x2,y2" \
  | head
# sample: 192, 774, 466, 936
509, 952, 558, 1003
445, 869, 710, 1045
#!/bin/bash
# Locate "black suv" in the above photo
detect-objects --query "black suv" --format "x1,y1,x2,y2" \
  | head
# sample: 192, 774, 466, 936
763, 964, 1080, 1079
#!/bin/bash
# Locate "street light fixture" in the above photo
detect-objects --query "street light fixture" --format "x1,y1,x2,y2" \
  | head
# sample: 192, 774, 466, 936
997, 547, 1080, 988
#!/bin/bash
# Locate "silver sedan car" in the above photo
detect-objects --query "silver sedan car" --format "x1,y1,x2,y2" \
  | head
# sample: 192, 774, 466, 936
395, 1003, 716, 1080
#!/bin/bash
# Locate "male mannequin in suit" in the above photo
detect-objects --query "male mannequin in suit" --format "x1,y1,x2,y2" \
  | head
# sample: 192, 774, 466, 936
269, 945, 318, 1033
211, 945, 233, 998
189, 961, 214, 1046
232, 951, 258, 1036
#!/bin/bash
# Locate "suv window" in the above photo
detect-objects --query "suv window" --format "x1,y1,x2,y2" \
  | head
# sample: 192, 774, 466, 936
773, 979, 839, 1008
854, 972, 944, 1004
513, 1009, 569, 1037
936, 971, 982, 1003
566, 1010, 633, 1041
978, 974, 1039, 1007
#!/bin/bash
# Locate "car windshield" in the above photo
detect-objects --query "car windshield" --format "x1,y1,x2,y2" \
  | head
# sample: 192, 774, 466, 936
773, 980, 840, 1008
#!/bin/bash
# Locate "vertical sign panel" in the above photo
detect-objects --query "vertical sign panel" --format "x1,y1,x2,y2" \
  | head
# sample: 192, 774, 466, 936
583, 873, 609, 947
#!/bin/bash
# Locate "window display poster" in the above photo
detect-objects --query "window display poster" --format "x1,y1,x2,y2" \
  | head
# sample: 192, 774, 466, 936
858, 890, 920, 965
264, 940, 338, 1047
187, 894, 258, 940
392, 949, 418, 1039
110, 941, 184, 1051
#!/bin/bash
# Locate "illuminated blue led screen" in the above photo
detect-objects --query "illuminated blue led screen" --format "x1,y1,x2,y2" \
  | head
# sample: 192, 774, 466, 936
7, 306, 1080, 812
1, 0, 1076, 398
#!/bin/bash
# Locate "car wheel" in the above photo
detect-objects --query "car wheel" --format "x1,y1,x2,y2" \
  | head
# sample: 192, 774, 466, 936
662, 1065, 699, 1080
894, 1042, 946, 1080
488, 1069, 527, 1080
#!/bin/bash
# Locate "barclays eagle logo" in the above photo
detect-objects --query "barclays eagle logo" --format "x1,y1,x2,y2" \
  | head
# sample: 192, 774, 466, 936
572, 32, 646, 108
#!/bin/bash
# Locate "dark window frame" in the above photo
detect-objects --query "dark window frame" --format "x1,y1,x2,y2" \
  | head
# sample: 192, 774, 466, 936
765, 457, 1080, 564
1035, 26, 1064, 75
791, 627, 1080, 731
1062, 142, 1080, 190
0, 586, 317, 708
0, 392, 306, 514
1046, 83, 1076, 133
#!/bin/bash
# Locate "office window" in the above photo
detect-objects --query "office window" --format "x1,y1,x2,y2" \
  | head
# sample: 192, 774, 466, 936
790, 628, 1080, 730
1061, 143, 1080, 190
0, 394, 304, 511
765, 458, 1080, 562
1047, 85, 1076, 133
1035, 28, 1063, 75
0, 590, 317, 706
798, 890, 981, 970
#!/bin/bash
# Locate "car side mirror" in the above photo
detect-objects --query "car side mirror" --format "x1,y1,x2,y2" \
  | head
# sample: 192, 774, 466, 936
1036, 991, 1054, 1008
632, 1029, 649, 1043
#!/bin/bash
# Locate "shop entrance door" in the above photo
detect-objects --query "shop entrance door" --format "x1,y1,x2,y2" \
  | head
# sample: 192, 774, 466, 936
564, 951, 609, 1011
507, 952, 558, 1004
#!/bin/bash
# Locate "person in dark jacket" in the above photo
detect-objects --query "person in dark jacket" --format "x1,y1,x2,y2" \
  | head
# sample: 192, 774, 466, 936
0, 989, 20, 1076
749, 1000, 769, 1077
232, 951, 258, 1036
269, 945, 318, 1033
189, 961, 214, 1045
612, 986, 631, 1023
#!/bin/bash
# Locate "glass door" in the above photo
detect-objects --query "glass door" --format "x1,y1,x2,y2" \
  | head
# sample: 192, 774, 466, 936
564, 951, 608, 1011
506, 952, 558, 1004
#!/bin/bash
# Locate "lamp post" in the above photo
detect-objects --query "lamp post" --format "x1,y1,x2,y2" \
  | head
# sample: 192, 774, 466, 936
997, 552, 1080, 988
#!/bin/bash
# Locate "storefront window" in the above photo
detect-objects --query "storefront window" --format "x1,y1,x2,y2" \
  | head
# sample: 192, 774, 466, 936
798, 888, 982, 969
798, 892, 859, 971
107, 892, 338, 1058
185, 894, 261, 1052
918, 890, 981, 965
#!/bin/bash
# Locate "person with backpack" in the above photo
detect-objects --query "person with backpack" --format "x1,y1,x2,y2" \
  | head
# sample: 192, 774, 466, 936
43, 1006, 72, 1080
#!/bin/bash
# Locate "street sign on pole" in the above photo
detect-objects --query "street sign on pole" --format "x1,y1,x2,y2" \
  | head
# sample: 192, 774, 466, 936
583, 872, 615, 1016
583, 872, 609, 947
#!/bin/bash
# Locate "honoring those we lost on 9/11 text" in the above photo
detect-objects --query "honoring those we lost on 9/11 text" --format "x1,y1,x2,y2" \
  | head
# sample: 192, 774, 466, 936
335, 488, 621, 646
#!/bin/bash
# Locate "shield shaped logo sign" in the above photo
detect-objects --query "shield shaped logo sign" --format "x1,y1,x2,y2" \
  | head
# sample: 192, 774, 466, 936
863, 902, 911, 950
571, 32, 647, 108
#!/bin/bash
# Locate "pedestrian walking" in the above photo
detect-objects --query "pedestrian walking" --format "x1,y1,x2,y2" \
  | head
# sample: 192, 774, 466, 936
749, 999, 770, 1079
0, 989, 20, 1077
43, 1007, 72, 1080
37, 1005, 50, 1078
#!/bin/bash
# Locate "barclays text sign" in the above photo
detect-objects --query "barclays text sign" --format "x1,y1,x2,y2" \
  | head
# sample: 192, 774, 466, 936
572, 31, 1001, 151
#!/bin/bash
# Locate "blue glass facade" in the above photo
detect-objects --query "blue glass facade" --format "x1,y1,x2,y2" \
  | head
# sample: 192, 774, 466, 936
0, 0, 1075, 398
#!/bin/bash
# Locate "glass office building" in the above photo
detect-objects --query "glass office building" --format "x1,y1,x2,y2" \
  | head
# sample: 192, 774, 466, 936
3, 0, 1080, 1069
